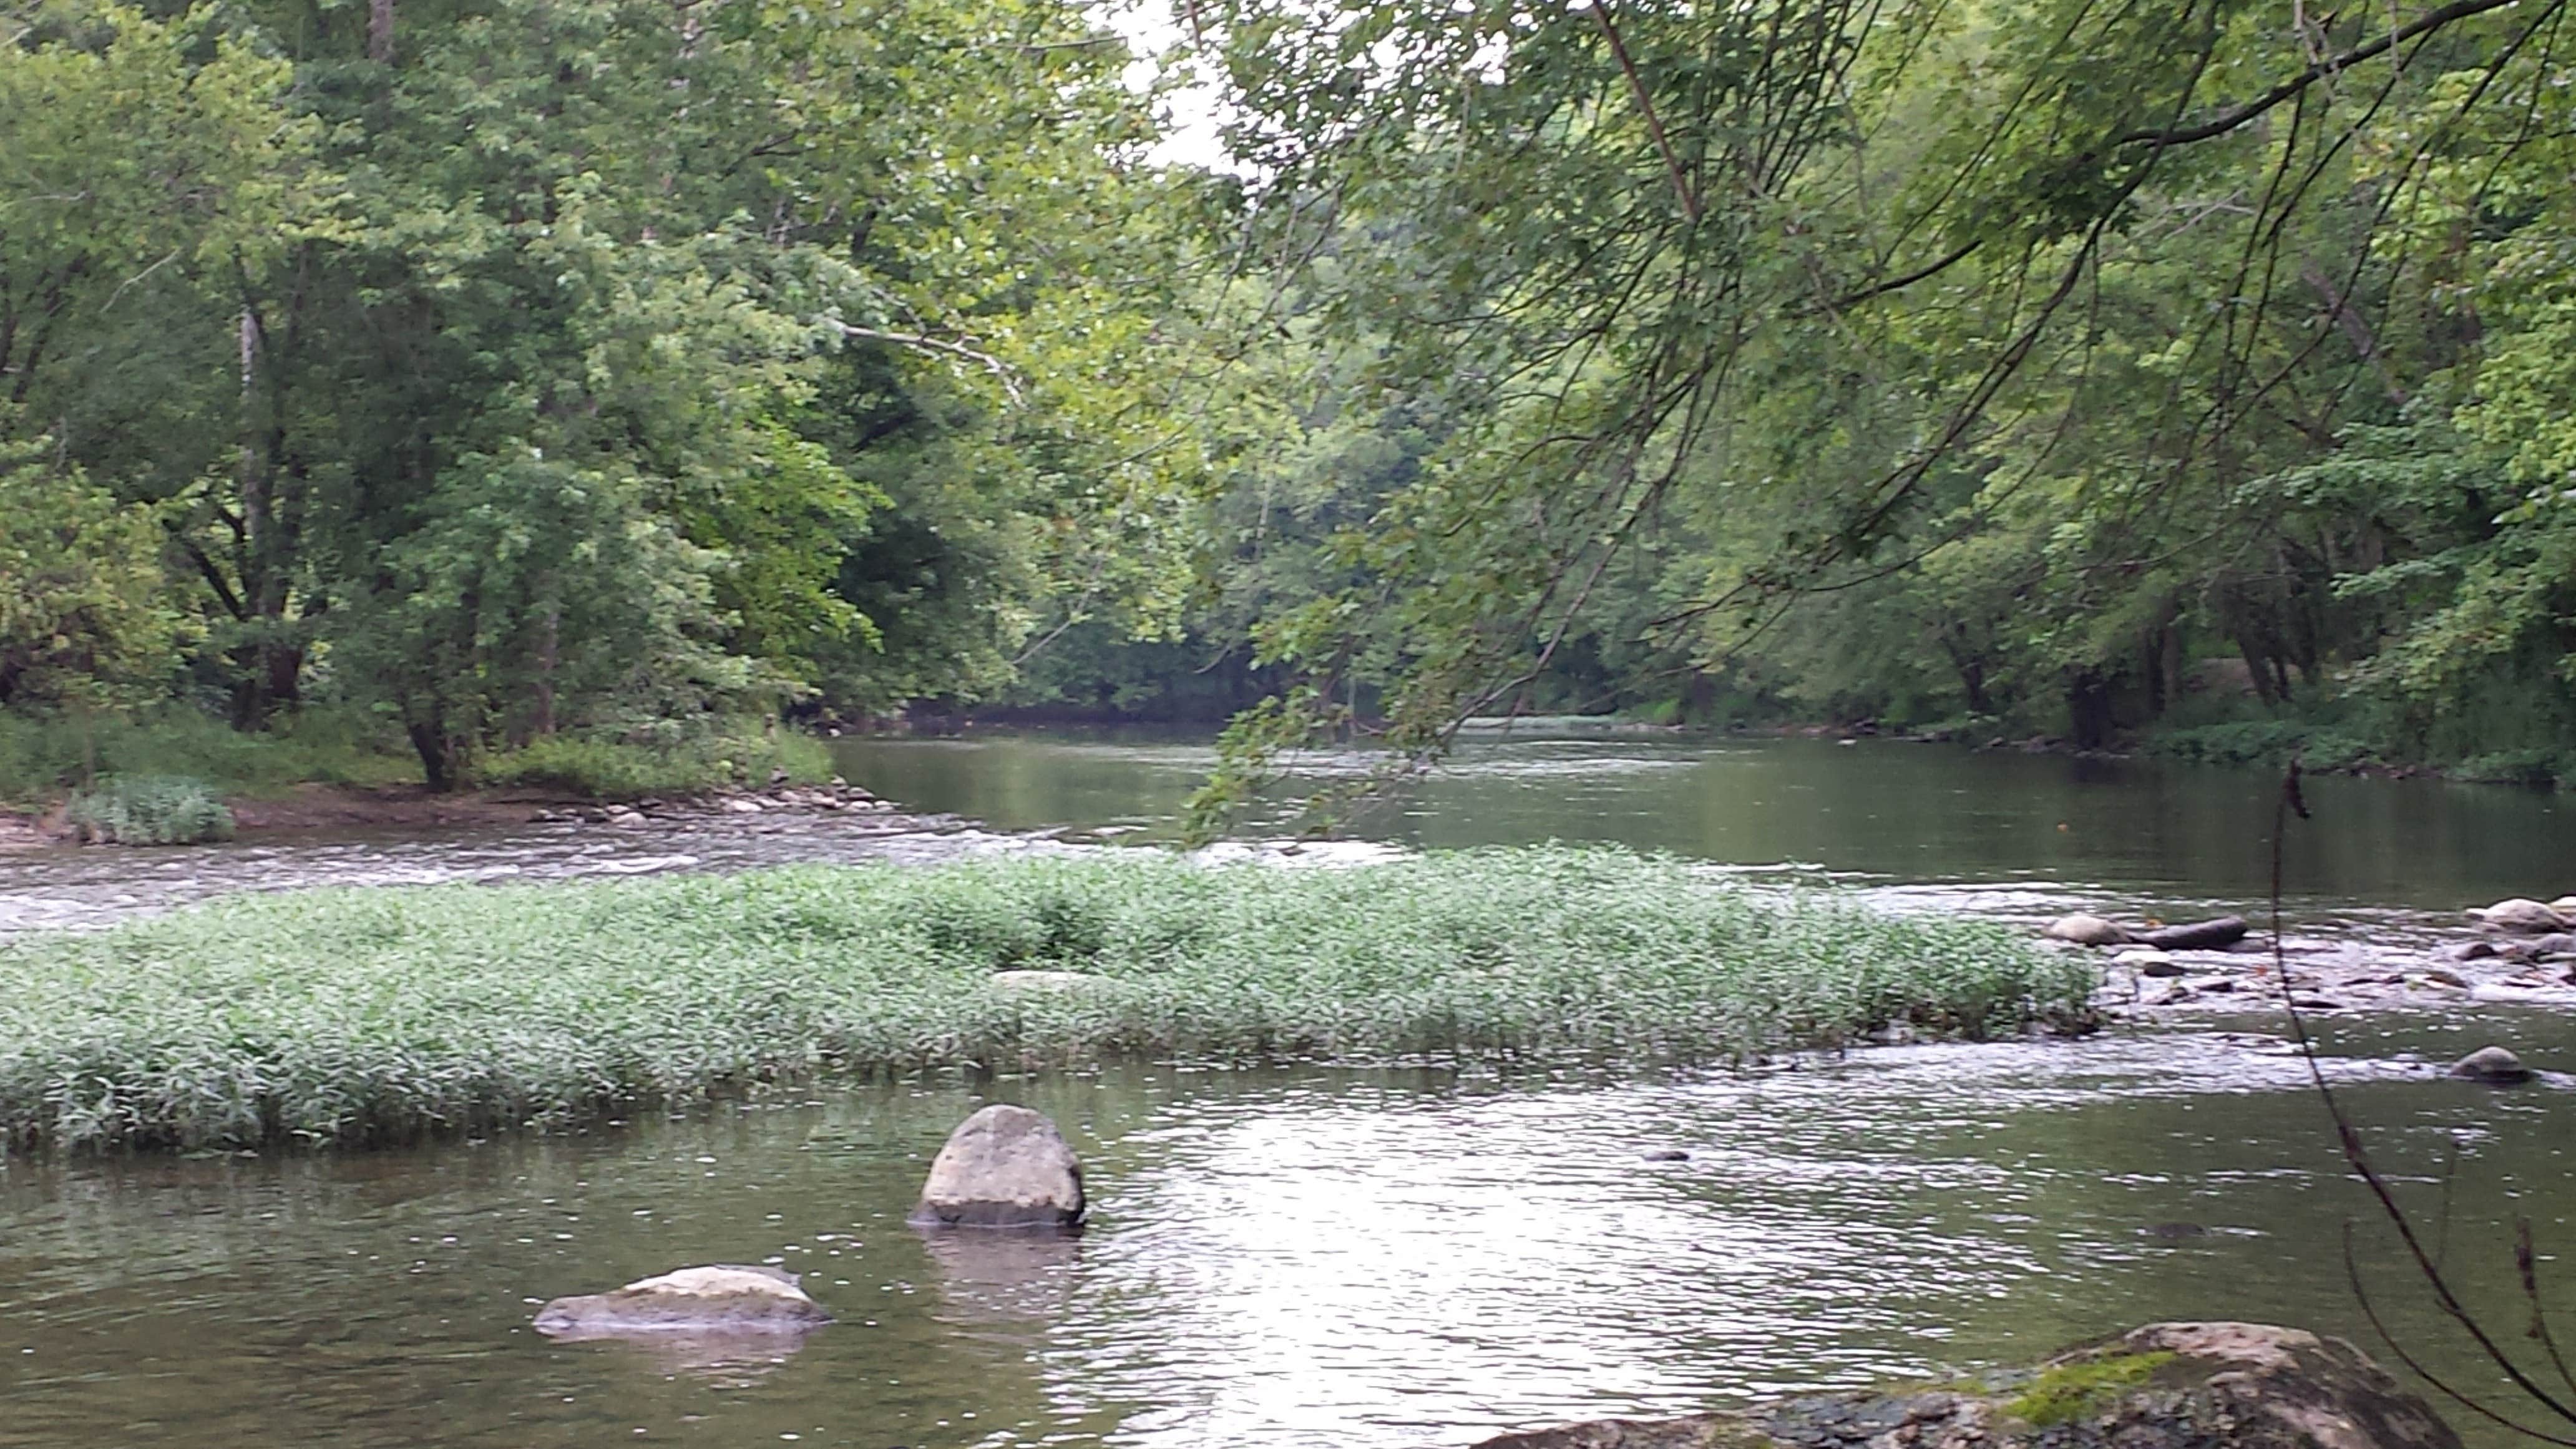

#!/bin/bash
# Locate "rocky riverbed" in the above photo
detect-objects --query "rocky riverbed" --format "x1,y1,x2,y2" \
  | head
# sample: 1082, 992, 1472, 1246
2057, 898, 2576, 1017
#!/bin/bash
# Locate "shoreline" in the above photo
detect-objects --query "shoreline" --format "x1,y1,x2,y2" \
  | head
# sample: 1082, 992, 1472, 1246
1, 776, 900, 850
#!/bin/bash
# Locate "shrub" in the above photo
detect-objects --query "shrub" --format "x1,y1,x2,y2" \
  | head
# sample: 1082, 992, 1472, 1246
477, 721, 833, 798
2448, 749, 2568, 788
2144, 720, 2379, 771
64, 774, 236, 844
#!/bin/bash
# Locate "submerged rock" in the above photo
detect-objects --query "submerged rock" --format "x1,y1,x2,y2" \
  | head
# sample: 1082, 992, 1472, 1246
2046, 913, 2130, 946
1475, 1321, 2459, 1449
912, 1104, 1086, 1230
532, 1264, 831, 1339
2137, 916, 2251, 951
2467, 897, 2567, 934
2449, 1045, 2534, 1085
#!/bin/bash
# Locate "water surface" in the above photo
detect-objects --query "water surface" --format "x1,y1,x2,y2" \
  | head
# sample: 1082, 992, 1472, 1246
4, 1022, 2570, 1449
4, 731, 2574, 1448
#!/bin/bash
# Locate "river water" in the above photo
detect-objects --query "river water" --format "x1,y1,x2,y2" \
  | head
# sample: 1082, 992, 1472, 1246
2, 733, 2572, 1449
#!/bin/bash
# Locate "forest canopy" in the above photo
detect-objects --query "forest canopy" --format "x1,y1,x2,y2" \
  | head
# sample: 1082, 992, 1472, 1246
5, 0, 2574, 799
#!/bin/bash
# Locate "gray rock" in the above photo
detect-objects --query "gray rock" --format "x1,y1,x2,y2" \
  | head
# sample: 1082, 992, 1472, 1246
2421, 967, 2473, 989
2468, 897, 2568, 934
1475, 1321, 2459, 1449
911, 1104, 1086, 1230
2449, 1045, 2534, 1085
2045, 913, 2131, 946
532, 1264, 831, 1339
2137, 915, 2251, 951
2443, 940, 2498, 962
2114, 949, 2183, 978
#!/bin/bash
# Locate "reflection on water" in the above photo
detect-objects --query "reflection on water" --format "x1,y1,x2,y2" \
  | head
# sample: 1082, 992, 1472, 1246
2, 1025, 2570, 1448
835, 731, 2576, 914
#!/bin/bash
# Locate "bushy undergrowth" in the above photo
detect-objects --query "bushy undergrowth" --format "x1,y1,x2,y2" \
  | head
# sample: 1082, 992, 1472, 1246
2448, 749, 2571, 789
63, 775, 236, 844
2144, 719, 2381, 772
476, 725, 834, 798
0, 707, 414, 803
0, 848, 2095, 1153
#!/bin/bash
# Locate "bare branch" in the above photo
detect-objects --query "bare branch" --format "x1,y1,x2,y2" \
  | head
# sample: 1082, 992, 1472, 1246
832, 323, 1025, 405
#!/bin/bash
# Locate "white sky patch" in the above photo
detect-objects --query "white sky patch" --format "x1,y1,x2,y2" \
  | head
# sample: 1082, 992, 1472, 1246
1105, 0, 1241, 172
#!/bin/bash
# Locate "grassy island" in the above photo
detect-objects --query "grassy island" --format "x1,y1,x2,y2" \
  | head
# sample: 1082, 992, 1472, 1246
0, 848, 2095, 1153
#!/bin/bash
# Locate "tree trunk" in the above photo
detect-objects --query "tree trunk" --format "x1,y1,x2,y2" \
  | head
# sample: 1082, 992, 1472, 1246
2066, 669, 2115, 749
409, 720, 462, 792
533, 605, 560, 736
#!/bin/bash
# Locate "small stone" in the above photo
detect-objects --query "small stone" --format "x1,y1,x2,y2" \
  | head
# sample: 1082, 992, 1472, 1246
724, 798, 764, 814
2468, 898, 2569, 934
2291, 996, 2344, 1010
2449, 1045, 2533, 1085
1641, 1149, 1691, 1163
534, 1265, 831, 1339
2044, 913, 2130, 946
2139, 1221, 2210, 1239
2115, 949, 2183, 977
2444, 941, 2498, 962
912, 1105, 1085, 1231
2422, 967, 2473, 989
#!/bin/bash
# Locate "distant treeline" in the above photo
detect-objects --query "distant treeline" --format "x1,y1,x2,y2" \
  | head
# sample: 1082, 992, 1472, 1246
9, 0, 2576, 798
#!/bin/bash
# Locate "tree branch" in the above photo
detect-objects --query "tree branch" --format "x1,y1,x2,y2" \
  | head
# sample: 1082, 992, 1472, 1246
1588, 2, 1703, 223
832, 323, 1025, 405
2114, 0, 2532, 149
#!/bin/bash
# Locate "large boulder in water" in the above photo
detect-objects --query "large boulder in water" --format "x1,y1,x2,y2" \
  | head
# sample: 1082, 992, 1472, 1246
911, 1104, 1086, 1230
532, 1264, 831, 1340
2449, 1045, 2533, 1085
2044, 913, 2131, 946
2467, 897, 2569, 934
1473, 1322, 2459, 1449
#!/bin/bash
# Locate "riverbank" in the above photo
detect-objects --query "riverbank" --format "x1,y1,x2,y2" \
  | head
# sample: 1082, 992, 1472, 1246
0, 709, 845, 846
0, 847, 2095, 1153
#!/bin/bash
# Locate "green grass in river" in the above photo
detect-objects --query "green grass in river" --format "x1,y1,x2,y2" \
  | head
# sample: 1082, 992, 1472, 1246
0, 847, 2099, 1152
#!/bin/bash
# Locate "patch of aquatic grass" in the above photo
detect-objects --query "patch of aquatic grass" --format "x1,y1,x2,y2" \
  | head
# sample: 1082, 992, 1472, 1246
64, 775, 236, 844
0, 847, 2099, 1152
477, 723, 833, 798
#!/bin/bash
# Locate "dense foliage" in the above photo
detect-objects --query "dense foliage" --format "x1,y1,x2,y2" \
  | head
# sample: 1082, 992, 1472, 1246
7, 0, 2576, 804
1149, 0, 2576, 823
0, 847, 2092, 1150
0, 0, 1222, 790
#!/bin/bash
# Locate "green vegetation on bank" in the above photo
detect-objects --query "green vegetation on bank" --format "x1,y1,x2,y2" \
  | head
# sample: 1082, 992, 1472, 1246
474, 727, 836, 799
0, 849, 2095, 1153
63, 776, 235, 845
0, 708, 835, 807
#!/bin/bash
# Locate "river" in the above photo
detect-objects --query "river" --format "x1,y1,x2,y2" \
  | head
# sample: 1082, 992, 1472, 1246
1, 732, 2570, 1449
